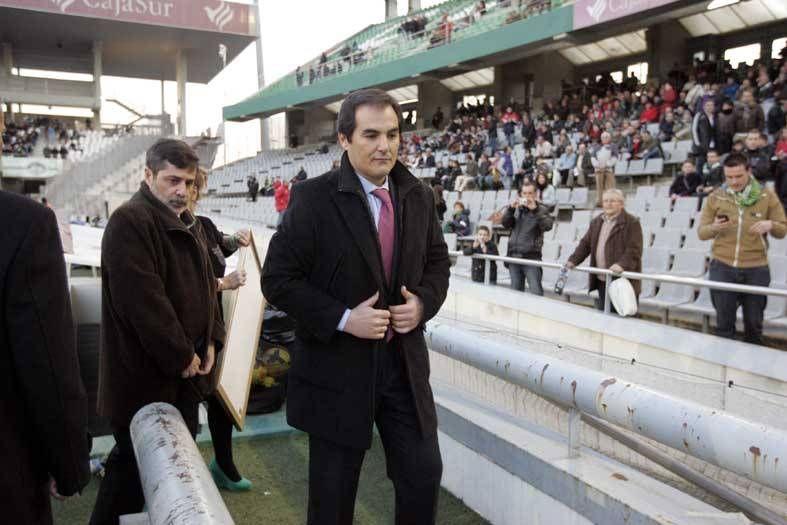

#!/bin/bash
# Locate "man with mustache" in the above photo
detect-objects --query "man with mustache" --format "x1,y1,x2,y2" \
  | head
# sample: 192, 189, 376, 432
262, 88, 450, 524
90, 139, 225, 524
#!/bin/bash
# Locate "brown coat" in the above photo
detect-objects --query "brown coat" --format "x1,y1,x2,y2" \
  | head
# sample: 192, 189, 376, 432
98, 182, 225, 429
568, 210, 643, 295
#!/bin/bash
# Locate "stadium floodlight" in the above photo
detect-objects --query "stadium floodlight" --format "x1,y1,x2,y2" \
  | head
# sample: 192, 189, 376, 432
707, 0, 739, 10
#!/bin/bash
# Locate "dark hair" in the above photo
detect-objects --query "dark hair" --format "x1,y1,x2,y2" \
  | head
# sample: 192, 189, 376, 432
337, 88, 402, 140
146, 138, 199, 175
521, 180, 537, 193
723, 152, 749, 170
477, 225, 490, 234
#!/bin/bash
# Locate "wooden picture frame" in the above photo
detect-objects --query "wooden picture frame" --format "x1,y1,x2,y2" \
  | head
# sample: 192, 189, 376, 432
215, 232, 266, 430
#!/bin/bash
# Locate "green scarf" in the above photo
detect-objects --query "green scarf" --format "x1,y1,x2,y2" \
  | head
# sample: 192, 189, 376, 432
726, 178, 762, 208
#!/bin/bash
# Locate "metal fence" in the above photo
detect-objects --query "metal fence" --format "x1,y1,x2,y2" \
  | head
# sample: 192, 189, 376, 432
449, 250, 787, 314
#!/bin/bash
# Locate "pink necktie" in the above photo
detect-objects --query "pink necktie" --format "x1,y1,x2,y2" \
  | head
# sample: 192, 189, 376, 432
372, 188, 395, 342
372, 188, 394, 285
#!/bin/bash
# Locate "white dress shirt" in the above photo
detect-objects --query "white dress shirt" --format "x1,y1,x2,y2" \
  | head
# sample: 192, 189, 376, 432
337, 172, 390, 331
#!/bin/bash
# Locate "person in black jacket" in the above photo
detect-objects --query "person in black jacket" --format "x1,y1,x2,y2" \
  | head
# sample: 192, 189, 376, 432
670, 160, 702, 201
745, 130, 774, 182
0, 190, 90, 525
698, 150, 723, 205
191, 168, 253, 491
261, 89, 450, 525
502, 181, 554, 295
462, 225, 498, 283
692, 98, 716, 173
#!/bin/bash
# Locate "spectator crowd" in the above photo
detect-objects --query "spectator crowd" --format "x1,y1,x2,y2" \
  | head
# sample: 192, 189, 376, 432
2, 116, 90, 159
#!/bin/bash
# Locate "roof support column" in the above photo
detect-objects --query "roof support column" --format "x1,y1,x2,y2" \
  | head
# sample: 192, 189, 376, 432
408, 0, 421, 12
1, 43, 12, 77
253, 0, 270, 151
176, 49, 187, 136
385, 0, 397, 20
92, 40, 102, 129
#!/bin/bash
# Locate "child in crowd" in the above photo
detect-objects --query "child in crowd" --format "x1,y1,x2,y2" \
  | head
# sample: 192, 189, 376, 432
463, 225, 498, 283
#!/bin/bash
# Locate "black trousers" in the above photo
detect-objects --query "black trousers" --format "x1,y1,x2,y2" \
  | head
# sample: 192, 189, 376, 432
709, 259, 770, 344
89, 401, 199, 525
307, 343, 443, 525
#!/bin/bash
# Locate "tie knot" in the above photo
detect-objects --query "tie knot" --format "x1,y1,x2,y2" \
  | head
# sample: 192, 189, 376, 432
372, 188, 392, 207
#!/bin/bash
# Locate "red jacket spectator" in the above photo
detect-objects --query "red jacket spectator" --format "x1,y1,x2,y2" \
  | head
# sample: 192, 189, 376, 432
639, 103, 660, 124
275, 182, 290, 212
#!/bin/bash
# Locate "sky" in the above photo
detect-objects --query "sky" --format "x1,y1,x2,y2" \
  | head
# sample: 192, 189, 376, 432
9, 0, 444, 166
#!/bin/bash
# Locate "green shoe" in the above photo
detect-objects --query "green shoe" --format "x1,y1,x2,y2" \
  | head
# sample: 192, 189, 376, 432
209, 459, 252, 492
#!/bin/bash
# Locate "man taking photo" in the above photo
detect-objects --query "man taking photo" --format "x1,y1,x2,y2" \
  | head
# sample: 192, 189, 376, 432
502, 181, 554, 295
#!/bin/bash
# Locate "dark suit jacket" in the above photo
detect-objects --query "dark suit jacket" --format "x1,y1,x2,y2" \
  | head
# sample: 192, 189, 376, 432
0, 191, 90, 524
568, 210, 643, 295
98, 183, 225, 429
262, 153, 450, 449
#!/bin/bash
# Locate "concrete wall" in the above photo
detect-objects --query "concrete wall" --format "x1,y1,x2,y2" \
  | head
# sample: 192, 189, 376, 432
433, 278, 787, 514
416, 80, 455, 128
498, 51, 573, 111
646, 21, 690, 83
302, 106, 337, 144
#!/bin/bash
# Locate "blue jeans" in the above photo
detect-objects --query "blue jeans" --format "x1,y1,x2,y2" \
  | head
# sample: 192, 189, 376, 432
708, 259, 770, 344
509, 263, 543, 295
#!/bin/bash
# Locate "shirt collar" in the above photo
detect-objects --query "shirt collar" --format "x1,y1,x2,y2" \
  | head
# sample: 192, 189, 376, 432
356, 171, 389, 196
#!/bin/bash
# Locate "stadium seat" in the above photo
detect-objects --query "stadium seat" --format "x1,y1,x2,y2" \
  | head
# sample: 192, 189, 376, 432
642, 247, 671, 273
569, 187, 589, 209
543, 241, 560, 262
635, 186, 656, 201
649, 197, 672, 212
626, 199, 647, 218
555, 188, 571, 208
673, 196, 699, 214
627, 160, 646, 176
651, 228, 683, 250
443, 233, 458, 251
669, 250, 707, 277
614, 161, 628, 177
639, 282, 696, 319
552, 222, 577, 242
768, 235, 787, 256
642, 208, 667, 229
663, 211, 693, 232
572, 210, 592, 229
770, 255, 787, 284
643, 158, 664, 177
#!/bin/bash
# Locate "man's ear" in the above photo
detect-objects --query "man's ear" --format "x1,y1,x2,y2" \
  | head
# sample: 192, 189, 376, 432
338, 133, 351, 150
144, 167, 154, 185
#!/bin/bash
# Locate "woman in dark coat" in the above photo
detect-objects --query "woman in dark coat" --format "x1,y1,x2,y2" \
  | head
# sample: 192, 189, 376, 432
191, 169, 253, 491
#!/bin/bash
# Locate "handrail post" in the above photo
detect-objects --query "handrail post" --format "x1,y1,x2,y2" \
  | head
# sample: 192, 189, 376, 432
483, 258, 490, 285
603, 280, 612, 315
567, 407, 581, 459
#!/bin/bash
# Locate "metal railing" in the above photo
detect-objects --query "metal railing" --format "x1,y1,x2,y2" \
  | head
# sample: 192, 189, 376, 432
130, 403, 234, 525
449, 250, 787, 314
263, 0, 568, 96
426, 322, 787, 522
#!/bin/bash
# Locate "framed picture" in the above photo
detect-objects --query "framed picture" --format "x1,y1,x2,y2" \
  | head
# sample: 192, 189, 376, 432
215, 232, 266, 430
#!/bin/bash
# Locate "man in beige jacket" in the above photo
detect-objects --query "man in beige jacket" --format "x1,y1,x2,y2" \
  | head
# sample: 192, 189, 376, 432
698, 152, 787, 344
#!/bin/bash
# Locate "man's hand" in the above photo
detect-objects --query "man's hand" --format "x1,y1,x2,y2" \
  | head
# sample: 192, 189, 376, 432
565, 261, 576, 270
390, 286, 424, 335
473, 238, 481, 249
233, 229, 251, 247
197, 343, 215, 376
750, 220, 773, 235
510, 198, 520, 209
711, 216, 735, 233
49, 477, 66, 501
609, 263, 624, 274
222, 269, 247, 291
181, 354, 201, 378
345, 292, 391, 340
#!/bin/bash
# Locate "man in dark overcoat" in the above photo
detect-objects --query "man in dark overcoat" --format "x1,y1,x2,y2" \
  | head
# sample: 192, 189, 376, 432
0, 189, 90, 524
262, 89, 450, 525
90, 139, 225, 524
